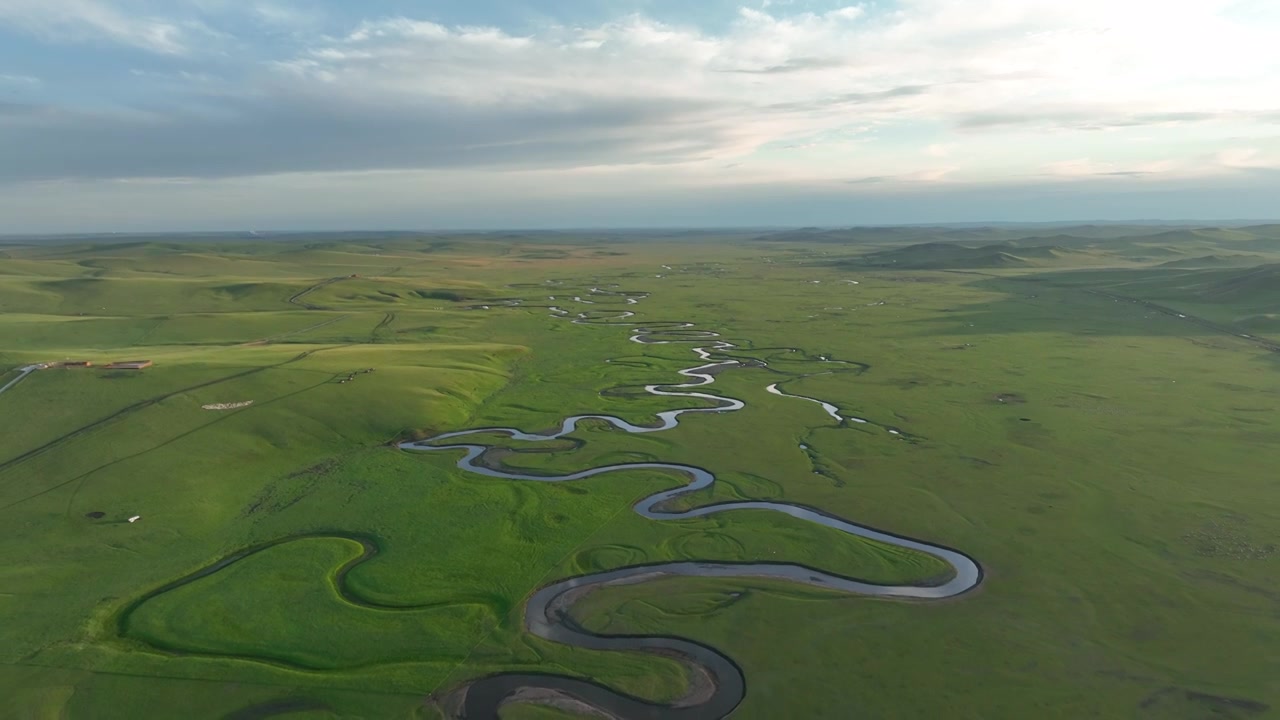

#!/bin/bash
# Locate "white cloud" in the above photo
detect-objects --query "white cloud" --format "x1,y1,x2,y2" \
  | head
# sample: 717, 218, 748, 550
1217, 147, 1278, 169
3, 0, 1280, 188
251, 2, 317, 28
0, 73, 41, 86
0, 0, 199, 54
279, 2, 1280, 152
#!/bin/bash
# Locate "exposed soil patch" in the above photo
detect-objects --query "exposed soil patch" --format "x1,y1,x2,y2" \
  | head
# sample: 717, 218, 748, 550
202, 401, 253, 411
1182, 516, 1276, 560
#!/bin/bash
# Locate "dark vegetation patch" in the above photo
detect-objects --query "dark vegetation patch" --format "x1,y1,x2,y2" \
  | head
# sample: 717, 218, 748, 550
84, 511, 106, 520
286, 460, 339, 480
885, 275, 950, 283
412, 289, 472, 302
221, 698, 330, 720
1158, 254, 1266, 269
1183, 570, 1280, 603
1138, 687, 1270, 718
241, 459, 340, 518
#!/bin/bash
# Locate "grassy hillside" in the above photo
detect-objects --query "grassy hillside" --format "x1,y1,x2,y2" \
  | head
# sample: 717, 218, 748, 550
843, 241, 1106, 269
1103, 264, 1280, 315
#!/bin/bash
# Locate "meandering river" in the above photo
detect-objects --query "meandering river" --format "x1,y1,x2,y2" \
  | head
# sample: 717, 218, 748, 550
401, 288, 982, 719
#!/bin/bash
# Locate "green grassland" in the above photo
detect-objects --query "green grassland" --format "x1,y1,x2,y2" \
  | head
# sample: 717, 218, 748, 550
1, 227, 1278, 719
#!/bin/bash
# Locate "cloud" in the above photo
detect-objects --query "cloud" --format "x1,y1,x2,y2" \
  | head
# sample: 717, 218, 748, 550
1217, 147, 1279, 169
764, 85, 931, 112
3, 0, 1280, 187
250, 2, 318, 28
956, 110, 1242, 131
0, 94, 745, 182
1041, 158, 1179, 178
0, 73, 41, 86
0, 0, 208, 54
844, 167, 957, 185
722, 56, 849, 74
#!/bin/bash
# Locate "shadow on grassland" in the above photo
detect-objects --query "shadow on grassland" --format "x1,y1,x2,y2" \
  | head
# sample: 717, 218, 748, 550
897, 268, 1280, 347
0, 663, 420, 719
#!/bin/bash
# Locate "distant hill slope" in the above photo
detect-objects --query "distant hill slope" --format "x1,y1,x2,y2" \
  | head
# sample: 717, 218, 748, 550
754, 225, 1280, 267
752, 224, 1237, 246
1236, 224, 1280, 238
843, 241, 1097, 269
1157, 254, 1266, 269
1113, 263, 1280, 309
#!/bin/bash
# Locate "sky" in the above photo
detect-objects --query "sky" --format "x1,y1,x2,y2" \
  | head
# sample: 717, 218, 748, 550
2, 0, 1279, 232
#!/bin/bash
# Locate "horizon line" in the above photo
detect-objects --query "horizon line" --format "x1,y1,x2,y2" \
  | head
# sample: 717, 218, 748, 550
5, 218, 1280, 240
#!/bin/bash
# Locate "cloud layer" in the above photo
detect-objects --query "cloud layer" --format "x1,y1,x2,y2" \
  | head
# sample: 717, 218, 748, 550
1, 0, 1279, 229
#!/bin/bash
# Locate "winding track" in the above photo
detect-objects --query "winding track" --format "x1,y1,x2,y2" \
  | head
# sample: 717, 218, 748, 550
401, 288, 982, 719
0, 364, 42, 399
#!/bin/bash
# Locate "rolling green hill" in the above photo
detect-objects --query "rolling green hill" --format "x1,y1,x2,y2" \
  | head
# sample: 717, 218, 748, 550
1112, 263, 1280, 308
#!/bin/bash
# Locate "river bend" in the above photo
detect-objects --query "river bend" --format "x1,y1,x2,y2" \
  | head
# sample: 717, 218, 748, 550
401, 288, 981, 719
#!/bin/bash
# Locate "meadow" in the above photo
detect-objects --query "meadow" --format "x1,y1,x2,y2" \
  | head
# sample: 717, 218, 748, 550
1, 226, 1277, 719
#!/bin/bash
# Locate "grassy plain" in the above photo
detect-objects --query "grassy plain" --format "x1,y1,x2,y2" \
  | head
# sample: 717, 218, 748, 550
1, 227, 1278, 719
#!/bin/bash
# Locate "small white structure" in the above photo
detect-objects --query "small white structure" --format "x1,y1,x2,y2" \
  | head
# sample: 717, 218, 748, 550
128, 515, 141, 523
